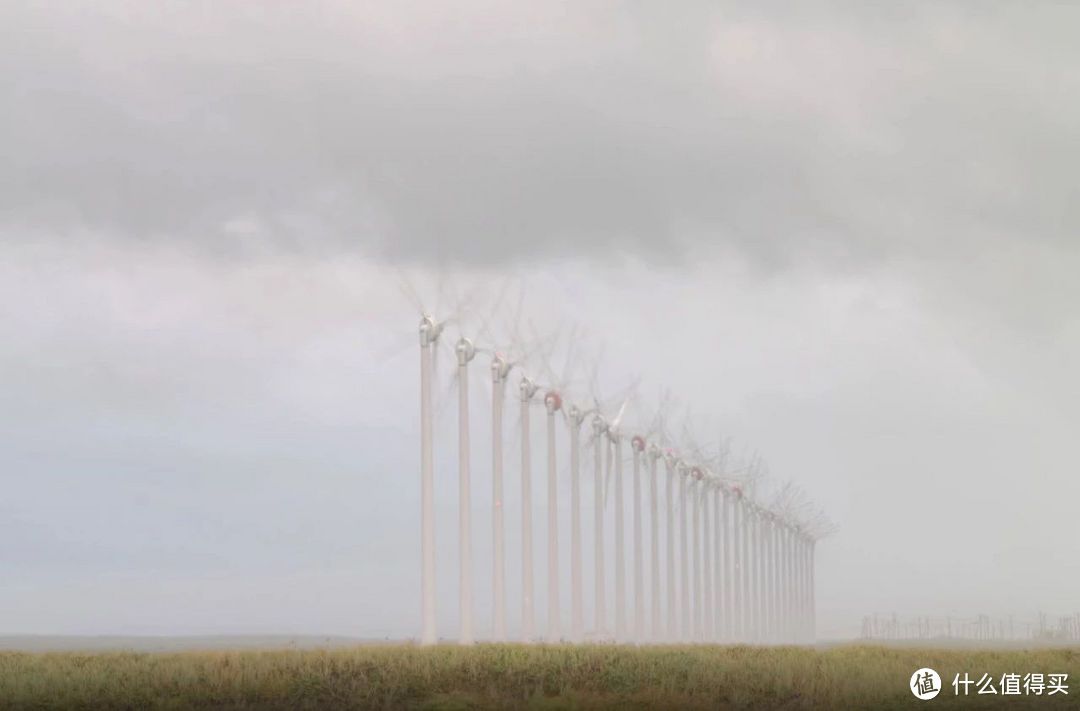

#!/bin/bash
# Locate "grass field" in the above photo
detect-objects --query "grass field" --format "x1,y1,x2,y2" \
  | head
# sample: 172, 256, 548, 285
2, 643, 1077, 709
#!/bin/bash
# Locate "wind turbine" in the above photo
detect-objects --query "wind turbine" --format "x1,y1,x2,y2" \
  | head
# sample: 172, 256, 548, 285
783, 521, 793, 643
730, 485, 744, 642
809, 537, 816, 643
606, 401, 629, 642
489, 352, 517, 642
519, 375, 540, 641
678, 460, 690, 641
418, 314, 446, 646
647, 442, 662, 642
630, 435, 646, 644
690, 466, 703, 641
713, 481, 726, 642
567, 403, 588, 642
700, 471, 714, 642
663, 449, 678, 641
790, 520, 799, 644
792, 527, 802, 644
741, 492, 751, 643
455, 336, 478, 644
543, 388, 563, 641
744, 502, 757, 643
591, 413, 608, 638
753, 504, 766, 644
763, 510, 776, 644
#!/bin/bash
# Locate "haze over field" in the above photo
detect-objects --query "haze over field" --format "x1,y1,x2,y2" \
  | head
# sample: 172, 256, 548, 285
2, 2, 1078, 642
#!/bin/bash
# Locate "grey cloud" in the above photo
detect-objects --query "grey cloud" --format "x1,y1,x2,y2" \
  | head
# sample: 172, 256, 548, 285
3, 2, 1078, 268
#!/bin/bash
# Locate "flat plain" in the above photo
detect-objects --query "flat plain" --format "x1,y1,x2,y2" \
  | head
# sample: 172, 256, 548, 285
2, 643, 1078, 709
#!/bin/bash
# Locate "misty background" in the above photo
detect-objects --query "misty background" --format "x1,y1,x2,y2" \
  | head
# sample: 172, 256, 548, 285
2, 2, 1077, 641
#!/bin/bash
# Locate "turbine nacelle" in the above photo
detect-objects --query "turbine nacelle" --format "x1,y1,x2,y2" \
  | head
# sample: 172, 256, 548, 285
646, 442, 661, 461
455, 337, 476, 365
520, 376, 540, 401
543, 390, 563, 414
590, 413, 607, 436
419, 314, 446, 347
567, 404, 587, 427
491, 353, 513, 382
663, 450, 679, 469
630, 435, 646, 453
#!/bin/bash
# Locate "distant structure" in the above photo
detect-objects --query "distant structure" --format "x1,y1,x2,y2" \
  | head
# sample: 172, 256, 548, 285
860, 612, 1080, 642
414, 298, 834, 646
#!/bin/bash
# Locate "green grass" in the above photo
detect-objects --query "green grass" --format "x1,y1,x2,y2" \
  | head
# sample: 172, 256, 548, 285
1, 644, 1077, 709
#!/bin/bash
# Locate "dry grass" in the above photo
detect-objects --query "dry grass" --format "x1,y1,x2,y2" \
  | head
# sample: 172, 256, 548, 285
1, 643, 1077, 709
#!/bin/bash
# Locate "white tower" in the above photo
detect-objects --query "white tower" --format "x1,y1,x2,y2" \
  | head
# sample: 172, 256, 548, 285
455, 337, 477, 644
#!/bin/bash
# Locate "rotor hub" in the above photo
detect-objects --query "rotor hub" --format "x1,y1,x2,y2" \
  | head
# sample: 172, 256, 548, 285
519, 377, 539, 400
455, 337, 476, 365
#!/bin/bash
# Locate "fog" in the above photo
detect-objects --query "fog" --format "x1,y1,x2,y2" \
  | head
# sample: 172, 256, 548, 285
2, 2, 1078, 641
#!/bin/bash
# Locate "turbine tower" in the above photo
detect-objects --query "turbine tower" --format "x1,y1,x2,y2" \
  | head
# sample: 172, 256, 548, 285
567, 404, 588, 642
678, 461, 690, 640
519, 376, 540, 641
663, 450, 678, 641
647, 443, 662, 641
609, 421, 626, 641
455, 336, 477, 644
731, 486, 743, 642
701, 473, 714, 642
490, 353, 513, 641
690, 466, 703, 641
713, 482, 725, 642
631, 435, 647, 644
544, 389, 563, 641
418, 314, 445, 646
591, 413, 608, 638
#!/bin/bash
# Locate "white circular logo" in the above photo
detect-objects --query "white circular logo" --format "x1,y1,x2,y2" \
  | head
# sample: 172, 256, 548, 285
910, 668, 941, 701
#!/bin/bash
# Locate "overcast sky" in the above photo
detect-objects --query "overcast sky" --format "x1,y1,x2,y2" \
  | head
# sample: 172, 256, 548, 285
2, 1, 1078, 641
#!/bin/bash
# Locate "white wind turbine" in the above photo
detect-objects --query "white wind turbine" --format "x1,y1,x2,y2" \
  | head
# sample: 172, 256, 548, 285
690, 466, 703, 641
762, 509, 775, 644
743, 501, 757, 643
518, 375, 540, 641
712, 480, 726, 642
490, 355, 508, 641
700, 470, 714, 642
455, 336, 479, 644
591, 413, 608, 638
662, 449, 679, 641
740, 492, 752, 643
752, 503, 766, 644
678, 460, 690, 641
418, 314, 447, 646
489, 350, 520, 642
566, 403, 588, 642
730, 484, 744, 642
543, 387, 563, 641
605, 400, 629, 641
647, 442, 663, 642
630, 434, 646, 644
718, 482, 732, 643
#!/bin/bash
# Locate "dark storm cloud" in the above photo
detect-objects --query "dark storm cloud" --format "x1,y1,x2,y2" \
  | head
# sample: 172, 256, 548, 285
3, 2, 1078, 266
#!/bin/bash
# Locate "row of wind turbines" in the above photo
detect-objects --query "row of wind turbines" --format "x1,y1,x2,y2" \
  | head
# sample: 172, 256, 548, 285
417, 307, 832, 646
